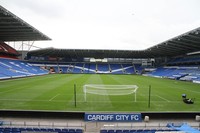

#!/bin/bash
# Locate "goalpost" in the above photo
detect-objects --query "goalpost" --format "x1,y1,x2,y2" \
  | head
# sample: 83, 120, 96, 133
83, 84, 138, 102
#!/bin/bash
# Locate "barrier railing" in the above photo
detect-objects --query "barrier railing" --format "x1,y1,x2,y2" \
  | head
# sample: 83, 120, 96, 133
0, 120, 84, 129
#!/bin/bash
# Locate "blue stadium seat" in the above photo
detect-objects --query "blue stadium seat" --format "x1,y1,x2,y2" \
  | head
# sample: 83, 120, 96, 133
76, 129, 83, 133
55, 128, 62, 132
25, 127, 33, 131
69, 129, 76, 133
108, 130, 115, 133
33, 128, 41, 131
62, 129, 69, 132
129, 129, 137, 133
110, 64, 123, 74
116, 130, 123, 133
97, 64, 109, 73
100, 129, 107, 133
0, 127, 83, 133
123, 129, 130, 133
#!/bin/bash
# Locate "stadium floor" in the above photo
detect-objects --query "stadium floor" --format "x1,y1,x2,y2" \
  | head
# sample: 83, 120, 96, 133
0, 74, 200, 112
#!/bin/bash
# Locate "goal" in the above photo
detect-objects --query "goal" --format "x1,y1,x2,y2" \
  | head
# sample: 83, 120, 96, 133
83, 84, 138, 102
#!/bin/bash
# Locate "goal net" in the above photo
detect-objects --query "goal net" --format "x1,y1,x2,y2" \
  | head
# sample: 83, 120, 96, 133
83, 84, 138, 102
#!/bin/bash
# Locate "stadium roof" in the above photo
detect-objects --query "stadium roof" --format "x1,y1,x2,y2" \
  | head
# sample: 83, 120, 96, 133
28, 27, 200, 58
28, 47, 146, 59
0, 5, 51, 41
146, 27, 200, 57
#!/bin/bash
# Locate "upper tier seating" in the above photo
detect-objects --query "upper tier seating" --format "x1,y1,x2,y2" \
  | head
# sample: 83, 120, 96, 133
0, 42, 19, 55
0, 58, 48, 79
167, 56, 200, 65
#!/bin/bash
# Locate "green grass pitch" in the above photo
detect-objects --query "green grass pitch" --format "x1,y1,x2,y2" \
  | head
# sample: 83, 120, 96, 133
0, 74, 199, 112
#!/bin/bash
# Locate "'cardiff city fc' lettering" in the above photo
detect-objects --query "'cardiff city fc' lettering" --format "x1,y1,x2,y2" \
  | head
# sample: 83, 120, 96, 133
85, 113, 142, 122
87, 114, 114, 121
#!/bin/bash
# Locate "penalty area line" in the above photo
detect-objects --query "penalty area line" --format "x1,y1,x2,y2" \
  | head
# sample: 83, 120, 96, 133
155, 95, 170, 102
49, 94, 60, 101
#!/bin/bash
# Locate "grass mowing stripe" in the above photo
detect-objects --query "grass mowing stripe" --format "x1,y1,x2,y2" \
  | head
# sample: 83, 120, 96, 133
0, 74, 200, 112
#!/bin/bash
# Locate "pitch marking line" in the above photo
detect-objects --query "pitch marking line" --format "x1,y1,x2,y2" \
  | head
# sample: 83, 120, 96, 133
0, 88, 20, 94
178, 88, 200, 94
155, 95, 170, 102
0, 86, 28, 94
49, 94, 60, 101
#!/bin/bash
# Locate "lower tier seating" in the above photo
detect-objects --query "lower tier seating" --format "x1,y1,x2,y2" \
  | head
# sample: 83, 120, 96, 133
146, 66, 200, 83
0, 127, 83, 133
30, 63, 141, 75
100, 129, 180, 133
0, 58, 48, 79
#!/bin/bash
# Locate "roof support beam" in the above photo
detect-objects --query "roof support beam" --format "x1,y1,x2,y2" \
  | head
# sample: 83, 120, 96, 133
180, 37, 200, 44
187, 34, 200, 40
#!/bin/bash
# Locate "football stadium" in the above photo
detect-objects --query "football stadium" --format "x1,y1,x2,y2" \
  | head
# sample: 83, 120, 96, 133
0, 2, 200, 133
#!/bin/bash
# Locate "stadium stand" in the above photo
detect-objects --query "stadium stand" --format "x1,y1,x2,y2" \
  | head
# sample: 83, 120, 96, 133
0, 127, 83, 133
73, 63, 84, 73
97, 64, 109, 73
0, 42, 19, 57
99, 122, 200, 133
30, 62, 138, 74
146, 66, 200, 83
167, 123, 200, 133
109, 64, 123, 74
88, 63, 97, 74
121, 64, 135, 74
100, 129, 181, 133
82, 63, 89, 73
167, 55, 200, 65
0, 58, 48, 79
134, 64, 144, 74
60, 66, 68, 73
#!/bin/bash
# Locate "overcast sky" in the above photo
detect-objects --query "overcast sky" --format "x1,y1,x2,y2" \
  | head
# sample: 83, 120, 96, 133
1, 0, 200, 50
